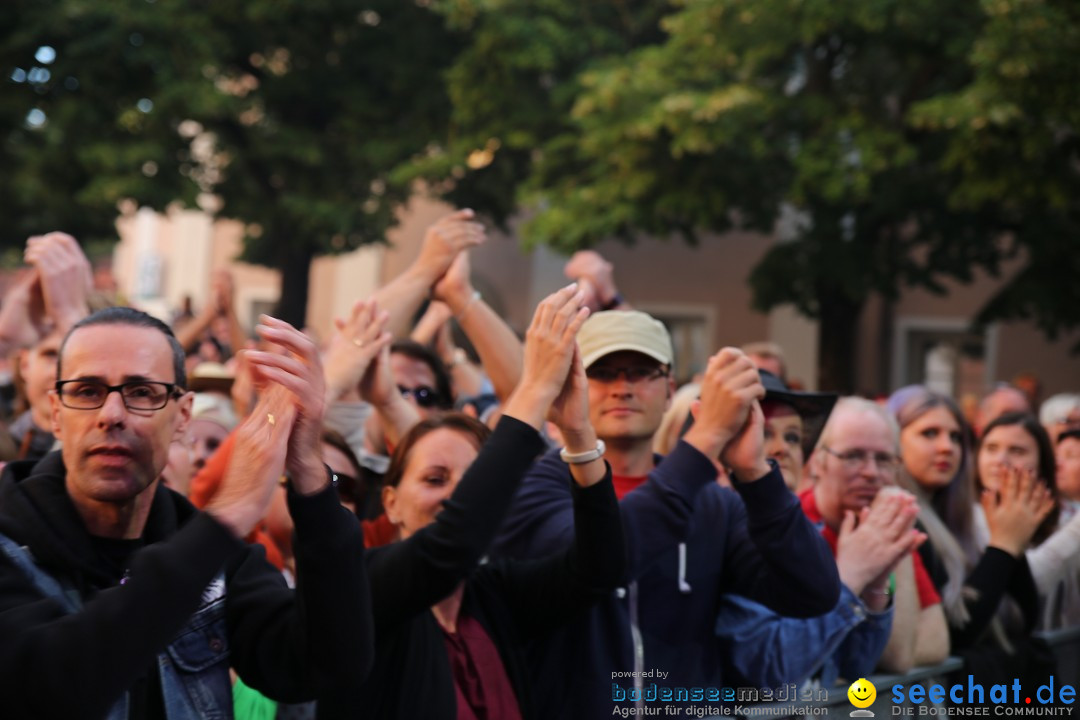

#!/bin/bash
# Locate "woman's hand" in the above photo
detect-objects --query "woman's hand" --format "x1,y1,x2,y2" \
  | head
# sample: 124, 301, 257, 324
984, 464, 1055, 557
501, 284, 589, 430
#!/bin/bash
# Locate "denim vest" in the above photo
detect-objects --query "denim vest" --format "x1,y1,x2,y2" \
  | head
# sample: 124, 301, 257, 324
0, 531, 233, 720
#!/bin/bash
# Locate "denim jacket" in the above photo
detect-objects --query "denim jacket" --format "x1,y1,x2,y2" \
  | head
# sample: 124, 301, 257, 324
715, 583, 892, 688
0, 531, 231, 720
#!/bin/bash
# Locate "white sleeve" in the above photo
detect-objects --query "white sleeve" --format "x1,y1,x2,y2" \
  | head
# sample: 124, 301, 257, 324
1027, 510, 1080, 595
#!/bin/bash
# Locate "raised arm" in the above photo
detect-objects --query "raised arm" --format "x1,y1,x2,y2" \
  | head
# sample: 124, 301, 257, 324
226, 318, 373, 697
0, 233, 92, 356
0, 270, 45, 356
365, 285, 590, 625
323, 299, 393, 405
373, 209, 485, 338
496, 342, 625, 633
214, 270, 248, 358
24, 232, 92, 335
564, 250, 630, 312
434, 250, 524, 403
359, 341, 422, 450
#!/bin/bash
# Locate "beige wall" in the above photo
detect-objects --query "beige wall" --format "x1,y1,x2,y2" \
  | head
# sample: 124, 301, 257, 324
111, 203, 1079, 399
114, 207, 280, 333
996, 324, 1080, 398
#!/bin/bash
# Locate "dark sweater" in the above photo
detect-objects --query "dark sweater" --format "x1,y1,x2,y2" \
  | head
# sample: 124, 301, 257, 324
336, 415, 626, 720
0, 451, 372, 720
919, 539, 1051, 688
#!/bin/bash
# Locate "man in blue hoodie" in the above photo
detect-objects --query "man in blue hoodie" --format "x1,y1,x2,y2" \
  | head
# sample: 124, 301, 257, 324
493, 310, 840, 718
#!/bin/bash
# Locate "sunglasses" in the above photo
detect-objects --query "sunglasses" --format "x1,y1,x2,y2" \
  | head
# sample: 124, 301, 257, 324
398, 385, 444, 409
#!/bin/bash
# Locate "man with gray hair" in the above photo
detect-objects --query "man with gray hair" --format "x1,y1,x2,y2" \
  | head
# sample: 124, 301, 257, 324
803, 397, 949, 672
1040, 393, 1080, 445
494, 309, 839, 717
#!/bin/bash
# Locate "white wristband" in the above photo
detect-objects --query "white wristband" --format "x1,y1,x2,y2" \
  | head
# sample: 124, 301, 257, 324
559, 439, 606, 465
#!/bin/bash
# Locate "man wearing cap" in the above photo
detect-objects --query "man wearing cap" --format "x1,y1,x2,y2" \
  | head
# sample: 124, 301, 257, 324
493, 310, 840, 717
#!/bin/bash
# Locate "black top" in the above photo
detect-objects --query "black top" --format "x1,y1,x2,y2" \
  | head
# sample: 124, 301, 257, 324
331, 415, 626, 720
0, 450, 373, 719
918, 537, 1038, 651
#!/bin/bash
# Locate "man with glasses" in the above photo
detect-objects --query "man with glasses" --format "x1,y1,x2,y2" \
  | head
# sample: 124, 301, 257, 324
353, 339, 453, 477
493, 309, 840, 718
389, 339, 453, 414
0, 307, 371, 718
802, 397, 949, 674
715, 395, 945, 690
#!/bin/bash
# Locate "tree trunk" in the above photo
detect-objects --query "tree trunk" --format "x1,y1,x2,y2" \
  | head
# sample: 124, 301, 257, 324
274, 241, 316, 329
817, 292, 862, 394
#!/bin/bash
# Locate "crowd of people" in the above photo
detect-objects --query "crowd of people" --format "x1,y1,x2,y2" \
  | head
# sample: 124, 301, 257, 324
0, 220, 1077, 719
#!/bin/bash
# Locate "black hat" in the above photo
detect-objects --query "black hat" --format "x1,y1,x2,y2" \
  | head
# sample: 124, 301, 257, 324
759, 370, 837, 458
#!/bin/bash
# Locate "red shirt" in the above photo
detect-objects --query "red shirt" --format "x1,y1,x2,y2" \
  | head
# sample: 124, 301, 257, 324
441, 614, 523, 720
612, 474, 648, 501
799, 488, 941, 608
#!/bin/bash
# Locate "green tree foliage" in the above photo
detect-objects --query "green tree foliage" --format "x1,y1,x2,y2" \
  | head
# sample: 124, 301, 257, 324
2, 0, 460, 326
402, 0, 670, 225
910, 0, 1080, 347
0, 0, 200, 251
421, 0, 1080, 391
188, 0, 462, 325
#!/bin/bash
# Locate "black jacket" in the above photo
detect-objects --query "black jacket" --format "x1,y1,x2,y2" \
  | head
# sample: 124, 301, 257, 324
0, 451, 373, 719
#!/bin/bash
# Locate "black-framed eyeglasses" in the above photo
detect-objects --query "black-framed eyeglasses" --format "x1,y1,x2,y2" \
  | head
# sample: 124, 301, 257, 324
585, 366, 669, 384
398, 385, 443, 409
821, 446, 899, 474
55, 380, 184, 411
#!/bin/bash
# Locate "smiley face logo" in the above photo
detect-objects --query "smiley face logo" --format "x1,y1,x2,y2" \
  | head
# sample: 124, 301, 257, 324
848, 678, 877, 709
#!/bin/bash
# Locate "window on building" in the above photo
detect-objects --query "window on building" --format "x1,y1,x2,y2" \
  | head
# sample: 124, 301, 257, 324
899, 324, 989, 400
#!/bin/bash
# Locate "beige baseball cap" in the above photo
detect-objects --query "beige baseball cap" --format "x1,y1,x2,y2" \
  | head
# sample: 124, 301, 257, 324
191, 392, 239, 431
578, 310, 674, 369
